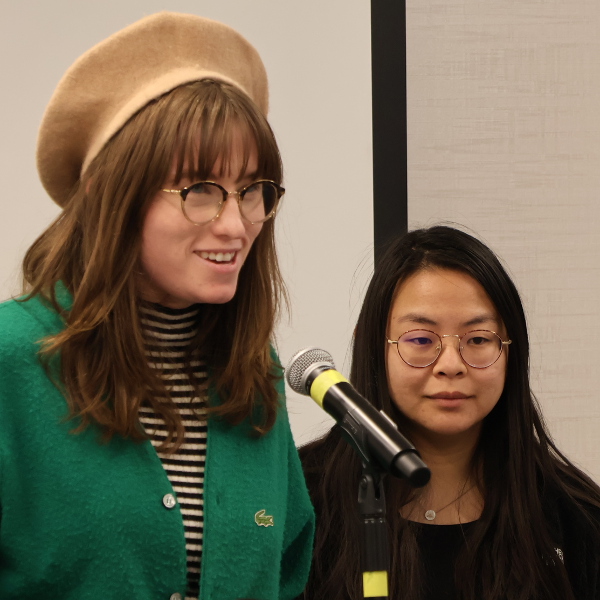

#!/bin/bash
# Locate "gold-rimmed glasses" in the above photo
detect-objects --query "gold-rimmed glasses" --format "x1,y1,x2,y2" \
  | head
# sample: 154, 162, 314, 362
161, 179, 284, 225
387, 329, 512, 369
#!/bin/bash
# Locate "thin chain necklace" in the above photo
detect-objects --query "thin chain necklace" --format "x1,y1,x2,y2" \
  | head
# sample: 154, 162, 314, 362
423, 483, 476, 522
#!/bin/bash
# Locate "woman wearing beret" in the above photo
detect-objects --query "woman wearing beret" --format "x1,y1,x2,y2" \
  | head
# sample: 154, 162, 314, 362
0, 12, 313, 600
299, 226, 600, 600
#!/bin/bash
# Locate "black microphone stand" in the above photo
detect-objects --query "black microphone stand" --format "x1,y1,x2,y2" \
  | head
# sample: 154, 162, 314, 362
358, 464, 389, 600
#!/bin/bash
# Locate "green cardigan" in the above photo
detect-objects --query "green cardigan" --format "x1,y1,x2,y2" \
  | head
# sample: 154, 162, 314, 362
0, 293, 314, 599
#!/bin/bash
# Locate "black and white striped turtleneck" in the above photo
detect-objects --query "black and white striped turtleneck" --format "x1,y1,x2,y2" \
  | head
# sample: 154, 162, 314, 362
138, 303, 207, 600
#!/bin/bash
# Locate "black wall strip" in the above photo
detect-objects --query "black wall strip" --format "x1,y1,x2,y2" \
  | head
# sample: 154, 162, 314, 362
371, 0, 408, 264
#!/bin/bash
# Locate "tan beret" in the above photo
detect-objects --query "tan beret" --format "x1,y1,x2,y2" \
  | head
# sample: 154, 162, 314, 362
36, 11, 269, 207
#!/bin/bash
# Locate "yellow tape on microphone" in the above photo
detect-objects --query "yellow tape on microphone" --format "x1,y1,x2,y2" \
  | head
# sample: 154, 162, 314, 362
311, 370, 348, 407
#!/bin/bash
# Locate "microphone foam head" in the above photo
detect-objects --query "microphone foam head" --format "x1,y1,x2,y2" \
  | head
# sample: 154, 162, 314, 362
285, 347, 335, 395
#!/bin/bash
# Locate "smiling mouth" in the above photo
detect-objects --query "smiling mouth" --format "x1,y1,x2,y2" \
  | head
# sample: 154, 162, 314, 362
198, 251, 236, 264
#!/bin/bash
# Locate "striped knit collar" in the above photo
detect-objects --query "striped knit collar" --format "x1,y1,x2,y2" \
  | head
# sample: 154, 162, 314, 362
140, 302, 201, 319
140, 303, 200, 346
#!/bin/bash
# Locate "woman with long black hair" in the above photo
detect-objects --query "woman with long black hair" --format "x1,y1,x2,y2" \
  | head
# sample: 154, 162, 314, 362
300, 225, 600, 600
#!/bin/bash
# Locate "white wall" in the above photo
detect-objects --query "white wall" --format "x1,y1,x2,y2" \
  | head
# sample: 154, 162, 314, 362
0, 1, 373, 445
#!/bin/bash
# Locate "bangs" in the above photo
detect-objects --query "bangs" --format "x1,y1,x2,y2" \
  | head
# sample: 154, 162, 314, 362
166, 80, 282, 185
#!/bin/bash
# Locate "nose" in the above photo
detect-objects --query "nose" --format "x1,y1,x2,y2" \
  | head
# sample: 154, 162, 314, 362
433, 336, 466, 377
211, 195, 246, 237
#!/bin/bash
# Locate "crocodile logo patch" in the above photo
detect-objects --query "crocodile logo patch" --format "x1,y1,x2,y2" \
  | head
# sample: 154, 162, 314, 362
255, 509, 274, 527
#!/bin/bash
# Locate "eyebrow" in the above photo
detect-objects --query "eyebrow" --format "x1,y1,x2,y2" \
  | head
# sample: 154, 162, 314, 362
395, 313, 500, 329
463, 314, 500, 328
396, 314, 437, 327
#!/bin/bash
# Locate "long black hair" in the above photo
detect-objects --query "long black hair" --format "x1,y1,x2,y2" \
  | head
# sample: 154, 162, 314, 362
300, 226, 600, 600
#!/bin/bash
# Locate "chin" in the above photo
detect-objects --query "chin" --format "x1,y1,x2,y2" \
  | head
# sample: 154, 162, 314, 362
407, 416, 482, 441
429, 421, 483, 440
198, 287, 239, 305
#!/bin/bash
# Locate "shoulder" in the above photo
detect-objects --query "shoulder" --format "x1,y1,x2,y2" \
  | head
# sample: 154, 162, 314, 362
0, 295, 65, 356
541, 472, 600, 594
554, 463, 600, 523
299, 427, 344, 468
298, 428, 349, 502
555, 490, 600, 536
557, 497, 600, 599
299, 433, 333, 471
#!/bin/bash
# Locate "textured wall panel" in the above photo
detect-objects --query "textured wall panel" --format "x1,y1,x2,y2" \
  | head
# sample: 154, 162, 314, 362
407, 0, 600, 480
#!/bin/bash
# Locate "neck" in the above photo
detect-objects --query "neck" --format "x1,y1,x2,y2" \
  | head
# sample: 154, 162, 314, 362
411, 430, 479, 486
400, 426, 484, 524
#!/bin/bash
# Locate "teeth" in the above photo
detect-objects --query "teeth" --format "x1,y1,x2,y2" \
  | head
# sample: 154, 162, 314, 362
199, 251, 235, 262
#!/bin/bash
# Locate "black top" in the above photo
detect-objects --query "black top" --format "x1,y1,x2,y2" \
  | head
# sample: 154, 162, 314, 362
298, 430, 600, 600
415, 521, 476, 600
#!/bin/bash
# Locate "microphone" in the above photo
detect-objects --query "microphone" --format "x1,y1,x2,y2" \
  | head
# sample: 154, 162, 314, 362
286, 347, 430, 487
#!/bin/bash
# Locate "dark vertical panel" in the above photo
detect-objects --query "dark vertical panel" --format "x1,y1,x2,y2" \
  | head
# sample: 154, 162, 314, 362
371, 0, 408, 264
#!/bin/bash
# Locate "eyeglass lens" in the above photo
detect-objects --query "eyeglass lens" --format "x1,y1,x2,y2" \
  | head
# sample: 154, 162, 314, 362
396, 329, 504, 368
182, 181, 279, 223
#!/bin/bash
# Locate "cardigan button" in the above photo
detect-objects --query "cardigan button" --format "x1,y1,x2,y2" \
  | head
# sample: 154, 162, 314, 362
162, 493, 177, 509
169, 594, 182, 600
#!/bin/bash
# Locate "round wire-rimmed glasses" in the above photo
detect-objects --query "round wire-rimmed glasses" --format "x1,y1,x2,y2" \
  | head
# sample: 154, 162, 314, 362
161, 179, 285, 225
387, 329, 512, 369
